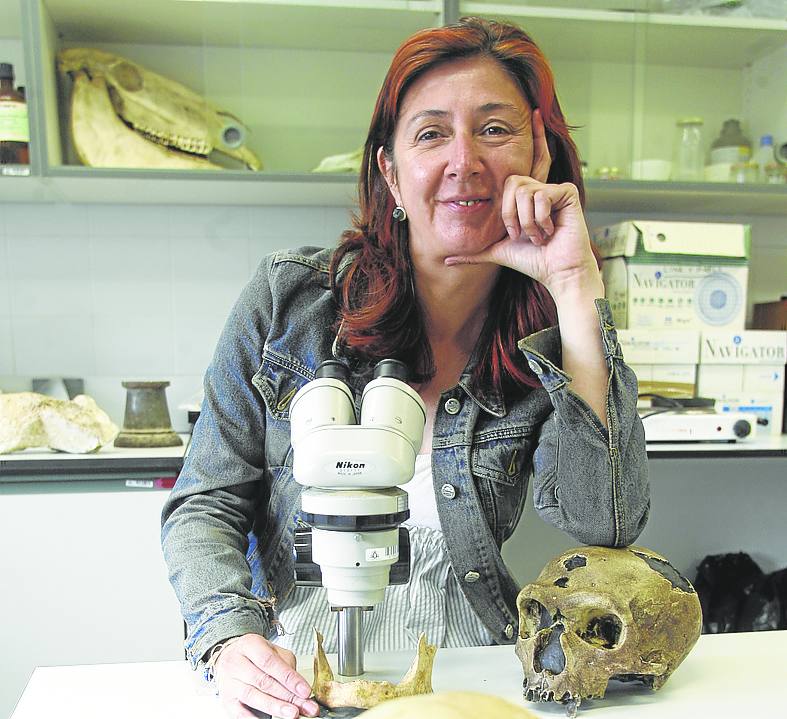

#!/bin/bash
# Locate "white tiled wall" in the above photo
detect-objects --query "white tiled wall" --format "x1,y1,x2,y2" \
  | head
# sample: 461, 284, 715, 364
1, 202, 785, 433
0, 203, 352, 431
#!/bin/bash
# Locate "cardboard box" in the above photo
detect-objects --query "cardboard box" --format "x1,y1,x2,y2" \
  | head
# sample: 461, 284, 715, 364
698, 330, 787, 435
619, 329, 700, 398
631, 364, 697, 398
700, 330, 787, 365
593, 220, 749, 331
618, 329, 699, 364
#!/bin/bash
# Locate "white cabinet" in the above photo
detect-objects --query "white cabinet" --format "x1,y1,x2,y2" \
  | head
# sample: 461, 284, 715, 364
0, 480, 185, 719
0, 0, 783, 211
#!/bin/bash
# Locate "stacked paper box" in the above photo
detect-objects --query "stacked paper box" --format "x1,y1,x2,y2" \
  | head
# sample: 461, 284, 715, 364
698, 330, 787, 435
593, 220, 750, 331
618, 329, 699, 398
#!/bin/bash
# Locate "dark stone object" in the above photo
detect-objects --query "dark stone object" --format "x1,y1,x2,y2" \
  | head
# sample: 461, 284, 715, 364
114, 381, 183, 448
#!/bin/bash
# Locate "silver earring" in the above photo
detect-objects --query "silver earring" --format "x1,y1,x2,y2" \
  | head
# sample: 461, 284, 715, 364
392, 205, 407, 222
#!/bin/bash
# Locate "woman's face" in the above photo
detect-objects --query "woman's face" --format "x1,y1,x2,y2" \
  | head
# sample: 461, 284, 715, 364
379, 56, 535, 266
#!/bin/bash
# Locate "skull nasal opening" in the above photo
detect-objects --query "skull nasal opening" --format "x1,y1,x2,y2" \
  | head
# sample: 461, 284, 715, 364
534, 625, 566, 674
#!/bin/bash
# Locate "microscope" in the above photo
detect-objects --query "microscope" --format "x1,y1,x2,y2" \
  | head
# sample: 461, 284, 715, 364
290, 359, 426, 676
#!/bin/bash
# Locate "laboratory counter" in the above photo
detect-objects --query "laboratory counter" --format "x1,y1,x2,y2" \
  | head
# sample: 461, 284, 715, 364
11, 631, 786, 719
1, 434, 785, 485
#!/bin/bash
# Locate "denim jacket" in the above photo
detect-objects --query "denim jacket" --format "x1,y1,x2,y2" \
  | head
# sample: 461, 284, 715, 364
161, 246, 649, 669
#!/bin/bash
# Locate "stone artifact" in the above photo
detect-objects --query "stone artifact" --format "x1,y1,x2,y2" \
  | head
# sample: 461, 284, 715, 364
515, 545, 702, 717
311, 630, 436, 711
0, 392, 118, 454
57, 48, 261, 171
114, 381, 182, 448
359, 690, 539, 718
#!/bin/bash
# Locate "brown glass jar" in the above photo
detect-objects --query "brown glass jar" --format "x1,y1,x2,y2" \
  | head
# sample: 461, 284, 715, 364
0, 63, 30, 165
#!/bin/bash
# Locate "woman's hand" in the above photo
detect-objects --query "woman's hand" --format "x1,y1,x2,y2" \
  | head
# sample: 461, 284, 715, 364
445, 108, 601, 300
214, 633, 320, 719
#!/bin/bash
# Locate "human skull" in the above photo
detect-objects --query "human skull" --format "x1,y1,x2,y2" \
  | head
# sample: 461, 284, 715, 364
515, 546, 702, 715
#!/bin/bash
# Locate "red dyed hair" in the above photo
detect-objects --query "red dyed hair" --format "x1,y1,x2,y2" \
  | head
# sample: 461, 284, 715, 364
330, 17, 585, 393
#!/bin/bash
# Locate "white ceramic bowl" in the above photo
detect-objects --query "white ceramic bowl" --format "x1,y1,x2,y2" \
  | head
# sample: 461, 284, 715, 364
630, 159, 672, 181
704, 163, 733, 182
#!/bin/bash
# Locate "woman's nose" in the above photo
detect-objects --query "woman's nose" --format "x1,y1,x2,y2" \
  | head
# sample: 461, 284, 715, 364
445, 133, 483, 180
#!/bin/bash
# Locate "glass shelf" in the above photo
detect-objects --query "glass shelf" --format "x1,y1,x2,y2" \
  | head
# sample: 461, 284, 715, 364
3, 169, 785, 213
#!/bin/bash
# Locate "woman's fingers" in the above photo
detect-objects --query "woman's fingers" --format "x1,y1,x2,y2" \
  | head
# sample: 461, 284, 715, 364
514, 184, 544, 244
221, 676, 302, 719
530, 108, 552, 184
215, 634, 320, 719
226, 655, 317, 711
503, 176, 577, 245
533, 189, 555, 237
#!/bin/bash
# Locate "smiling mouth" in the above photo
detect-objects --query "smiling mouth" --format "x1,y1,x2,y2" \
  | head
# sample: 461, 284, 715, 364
445, 198, 490, 207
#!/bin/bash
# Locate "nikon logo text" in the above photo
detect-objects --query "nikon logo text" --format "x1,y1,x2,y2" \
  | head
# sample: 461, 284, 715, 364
336, 461, 365, 469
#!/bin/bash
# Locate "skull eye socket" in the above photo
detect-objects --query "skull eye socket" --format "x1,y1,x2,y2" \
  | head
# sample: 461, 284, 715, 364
576, 610, 623, 649
519, 599, 553, 639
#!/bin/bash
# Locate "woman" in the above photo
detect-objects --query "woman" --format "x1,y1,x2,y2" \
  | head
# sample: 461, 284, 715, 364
161, 17, 649, 719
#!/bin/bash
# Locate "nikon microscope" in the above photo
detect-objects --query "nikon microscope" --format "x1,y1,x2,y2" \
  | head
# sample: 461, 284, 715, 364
290, 359, 426, 676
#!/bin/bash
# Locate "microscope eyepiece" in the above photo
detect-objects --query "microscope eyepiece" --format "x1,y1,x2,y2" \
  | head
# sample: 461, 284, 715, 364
373, 358, 409, 382
315, 359, 350, 381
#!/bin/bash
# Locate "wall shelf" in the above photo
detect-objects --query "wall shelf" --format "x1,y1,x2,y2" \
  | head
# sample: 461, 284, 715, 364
2, 170, 786, 212
463, 2, 787, 67
43, 0, 443, 52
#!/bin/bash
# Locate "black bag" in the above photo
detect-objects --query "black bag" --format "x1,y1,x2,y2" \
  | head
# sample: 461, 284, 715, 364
738, 568, 787, 632
693, 552, 763, 633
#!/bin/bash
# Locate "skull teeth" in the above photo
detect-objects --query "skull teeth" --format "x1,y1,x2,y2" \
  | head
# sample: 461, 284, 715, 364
136, 124, 210, 155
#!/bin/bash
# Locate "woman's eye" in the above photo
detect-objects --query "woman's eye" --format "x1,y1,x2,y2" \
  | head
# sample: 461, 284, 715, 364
417, 129, 441, 142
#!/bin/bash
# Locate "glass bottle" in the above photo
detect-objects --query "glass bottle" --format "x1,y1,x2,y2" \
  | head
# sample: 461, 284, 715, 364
754, 135, 775, 182
709, 119, 751, 165
0, 63, 30, 166
673, 117, 704, 181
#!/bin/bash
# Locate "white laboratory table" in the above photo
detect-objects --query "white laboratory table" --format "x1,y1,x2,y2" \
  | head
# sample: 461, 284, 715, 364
11, 631, 786, 719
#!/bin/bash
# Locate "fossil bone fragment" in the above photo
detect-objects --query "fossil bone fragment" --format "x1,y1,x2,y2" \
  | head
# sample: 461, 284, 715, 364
311, 630, 436, 710
312, 147, 363, 173
58, 48, 261, 170
515, 546, 702, 717
0, 392, 118, 454
359, 690, 540, 718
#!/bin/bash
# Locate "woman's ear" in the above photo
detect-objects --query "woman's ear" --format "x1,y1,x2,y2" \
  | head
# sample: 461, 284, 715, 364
377, 146, 399, 203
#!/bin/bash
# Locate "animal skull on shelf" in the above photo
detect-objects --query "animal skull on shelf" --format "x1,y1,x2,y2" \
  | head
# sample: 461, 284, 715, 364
57, 48, 262, 171
515, 546, 702, 717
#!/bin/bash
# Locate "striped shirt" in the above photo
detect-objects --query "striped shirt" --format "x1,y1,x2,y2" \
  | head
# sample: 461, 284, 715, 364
273, 454, 493, 655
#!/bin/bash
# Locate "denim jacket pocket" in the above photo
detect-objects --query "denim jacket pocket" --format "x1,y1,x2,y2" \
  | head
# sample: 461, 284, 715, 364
471, 436, 532, 545
252, 354, 308, 422
252, 355, 307, 479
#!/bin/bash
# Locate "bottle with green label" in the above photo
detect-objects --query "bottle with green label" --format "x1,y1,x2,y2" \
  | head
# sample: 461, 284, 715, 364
0, 63, 30, 165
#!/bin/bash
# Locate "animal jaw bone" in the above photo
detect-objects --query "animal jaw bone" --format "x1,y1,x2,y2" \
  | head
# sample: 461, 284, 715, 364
311, 629, 436, 710
58, 47, 261, 170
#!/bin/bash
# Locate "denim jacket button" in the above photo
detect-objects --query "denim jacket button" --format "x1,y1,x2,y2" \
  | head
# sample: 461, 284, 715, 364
504, 623, 514, 639
463, 570, 481, 583
527, 359, 543, 375
440, 483, 456, 499
444, 397, 461, 415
